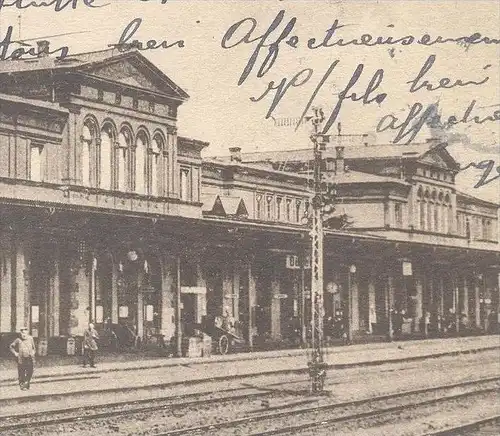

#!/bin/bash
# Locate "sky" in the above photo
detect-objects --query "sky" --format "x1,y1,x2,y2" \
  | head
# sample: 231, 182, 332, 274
0, 0, 498, 203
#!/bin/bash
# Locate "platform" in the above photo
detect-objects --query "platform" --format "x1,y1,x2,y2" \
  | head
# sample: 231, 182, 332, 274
0, 335, 498, 407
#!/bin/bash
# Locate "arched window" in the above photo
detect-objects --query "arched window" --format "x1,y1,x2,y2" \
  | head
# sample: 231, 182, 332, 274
30, 143, 44, 182
485, 220, 492, 240
149, 136, 162, 196
135, 132, 147, 194
286, 198, 292, 222
81, 120, 97, 187
256, 194, 263, 219
117, 128, 132, 191
100, 124, 114, 190
424, 190, 431, 231
296, 200, 302, 223
266, 195, 273, 220
419, 200, 425, 229
180, 167, 190, 201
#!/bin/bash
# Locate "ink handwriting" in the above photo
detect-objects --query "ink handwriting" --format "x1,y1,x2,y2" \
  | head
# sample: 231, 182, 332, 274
0, 0, 107, 12
407, 55, 490, 93
250, 60, 387, 135
377, 100, 500, 145
221, 10, 499, 88
108, 18, 185, 52
462, 159, 500, 189
221, 10, 298, 85
432, 143, 500, 189
0, 26, 69, 60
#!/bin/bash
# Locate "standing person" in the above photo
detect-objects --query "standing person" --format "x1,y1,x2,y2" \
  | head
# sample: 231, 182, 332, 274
83, 323, 99, 368
9, 327, 36, 390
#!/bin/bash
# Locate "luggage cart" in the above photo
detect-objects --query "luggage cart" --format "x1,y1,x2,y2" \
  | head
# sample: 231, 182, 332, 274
194, 315, 243, 355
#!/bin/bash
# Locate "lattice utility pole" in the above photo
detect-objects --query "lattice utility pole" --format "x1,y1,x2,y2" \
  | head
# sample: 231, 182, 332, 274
270, 110, 331, 392
307, 107, 328, 393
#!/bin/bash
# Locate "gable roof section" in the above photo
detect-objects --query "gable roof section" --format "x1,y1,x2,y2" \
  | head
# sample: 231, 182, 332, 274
0, 48, 189, 101
418, 144, 460, 171
212, 141, 460, 171
202, 194, 249, 217
212, 143, 433, 164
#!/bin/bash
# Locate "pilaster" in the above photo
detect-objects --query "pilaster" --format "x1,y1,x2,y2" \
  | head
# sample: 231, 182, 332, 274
0, 233, 12, 332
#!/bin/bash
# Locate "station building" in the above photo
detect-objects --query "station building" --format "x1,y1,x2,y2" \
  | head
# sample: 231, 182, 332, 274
0, 48, 498, 355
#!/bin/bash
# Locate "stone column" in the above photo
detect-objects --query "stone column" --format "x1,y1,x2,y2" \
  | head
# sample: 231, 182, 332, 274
351, 273, 359, 332
386, 272, 394, 340
49, 247, 60, 337
222, 264, 233, 316
70, 264, 90, 336
367, 274, 376, 334
0, 232, 12, 332
270, 266, 281, 340
111, 259, 118, 324
175, 255, 182, 357
137, 270, 144, 338
438, 275, 444, 332
196, 261, 207, 323
248, 260, 257, 349
160, 254, 176, 340
462, 276, 469, 318
415, 274, 424, 333
13, 239, 28, 331
232, 267, 240, 322
474, 277, 481, 328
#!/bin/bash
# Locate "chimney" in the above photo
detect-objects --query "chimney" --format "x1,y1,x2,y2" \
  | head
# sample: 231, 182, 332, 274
335, 146, 345, 174
36, 40, 50, 57
229, 147, 242, 163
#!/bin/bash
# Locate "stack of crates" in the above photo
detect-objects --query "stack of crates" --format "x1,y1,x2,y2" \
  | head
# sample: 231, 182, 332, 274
182, 336, 202, 357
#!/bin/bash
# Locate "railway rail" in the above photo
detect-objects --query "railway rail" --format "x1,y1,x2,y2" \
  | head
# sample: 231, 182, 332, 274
1, 375, 498, 435
0, 381, 296, 432
156, 377, 500, 436
0, 358, 498, 435
424, 416, 500, 435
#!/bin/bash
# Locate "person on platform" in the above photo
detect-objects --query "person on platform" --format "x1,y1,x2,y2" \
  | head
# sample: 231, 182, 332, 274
393, 309, 404, 340
10, 327, 36, 390
222, 308, 235, 334
83, 323, 99, 368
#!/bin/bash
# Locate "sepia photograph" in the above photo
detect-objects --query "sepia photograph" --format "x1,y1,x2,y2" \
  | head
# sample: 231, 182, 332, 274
0, 0, 498, 434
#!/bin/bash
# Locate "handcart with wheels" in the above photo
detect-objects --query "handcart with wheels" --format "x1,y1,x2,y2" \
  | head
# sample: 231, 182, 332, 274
193, 315, 244, 355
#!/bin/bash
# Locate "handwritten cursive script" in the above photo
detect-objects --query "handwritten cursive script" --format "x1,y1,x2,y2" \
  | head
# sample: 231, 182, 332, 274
407, 55, 490, 93
108, 18, 185, 52
432, 142, 500, 189
377, 100, 500, 145
0, 0, 107, 12
0, 26, 69, 60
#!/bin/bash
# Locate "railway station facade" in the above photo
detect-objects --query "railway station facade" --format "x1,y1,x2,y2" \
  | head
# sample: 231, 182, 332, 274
0, 48, 498, 354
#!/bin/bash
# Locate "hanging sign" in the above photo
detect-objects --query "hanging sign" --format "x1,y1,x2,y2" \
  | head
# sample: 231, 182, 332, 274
402, 260, 413, 276
31, 305, 39, 323
286, 255, 299, 269
145, 305, 154, 322
275, 293, 288, 299
95, 305, 104, 323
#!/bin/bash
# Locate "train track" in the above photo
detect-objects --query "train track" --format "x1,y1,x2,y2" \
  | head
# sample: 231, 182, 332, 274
0, 380, 300, 433
0, 375, 498, 435
155, 377, 500, 436
424, 416, 500, 435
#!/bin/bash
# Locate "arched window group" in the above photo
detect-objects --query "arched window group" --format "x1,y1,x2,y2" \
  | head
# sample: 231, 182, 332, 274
416, 186, 452, 233
81, 117, 168, 196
